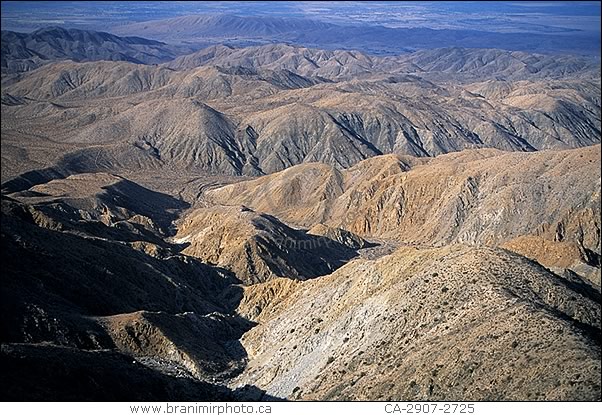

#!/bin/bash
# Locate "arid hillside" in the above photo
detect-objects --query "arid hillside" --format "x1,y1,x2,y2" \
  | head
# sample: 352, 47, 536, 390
235, 244, 601, 400
2, 166, 600, 400
207, 146, 601, 286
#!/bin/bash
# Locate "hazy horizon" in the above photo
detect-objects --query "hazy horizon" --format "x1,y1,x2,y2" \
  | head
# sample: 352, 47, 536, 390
1, 1, 600, 55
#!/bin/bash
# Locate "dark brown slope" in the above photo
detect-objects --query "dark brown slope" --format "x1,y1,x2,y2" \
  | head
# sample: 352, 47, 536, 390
0, 196, 238, 342
0, 172, 363, 398
0, 343, 235, 401
0, 186, 255, 392
7, 172, 188, 243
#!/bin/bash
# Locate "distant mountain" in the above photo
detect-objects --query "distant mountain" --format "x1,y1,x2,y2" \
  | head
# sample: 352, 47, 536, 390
0, 26, 190, 74
113, 14, 333, 40
111, 13, 601, 55
394, 47, 602, 81
164, 44, 382, 80
166, 43, 601, 82
1, 45, 599, 183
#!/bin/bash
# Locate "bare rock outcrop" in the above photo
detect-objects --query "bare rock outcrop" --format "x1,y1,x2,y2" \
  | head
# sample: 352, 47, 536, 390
175, 206, 359, 285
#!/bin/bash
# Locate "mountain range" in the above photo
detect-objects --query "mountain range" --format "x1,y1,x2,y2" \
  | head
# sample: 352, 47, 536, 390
1, 22, 600, 401
110, 14, 601, 55
2, 146, 600, 400
1, 40, 600, 187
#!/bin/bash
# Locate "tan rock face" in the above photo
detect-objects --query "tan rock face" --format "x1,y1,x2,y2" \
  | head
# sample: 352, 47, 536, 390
208, 145, 601, 280
501, 236, 601, 286
307, 224, 368, 249
175, 206, 359, 285
234, 244, 601, 401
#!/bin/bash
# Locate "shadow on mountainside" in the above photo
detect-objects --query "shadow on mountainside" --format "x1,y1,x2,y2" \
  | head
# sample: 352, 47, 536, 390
1, 144, 166, 195
5, 173, 191, 248
0, 343, 285, 401
0, 193, 276, 401
97, 177, 190, 233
